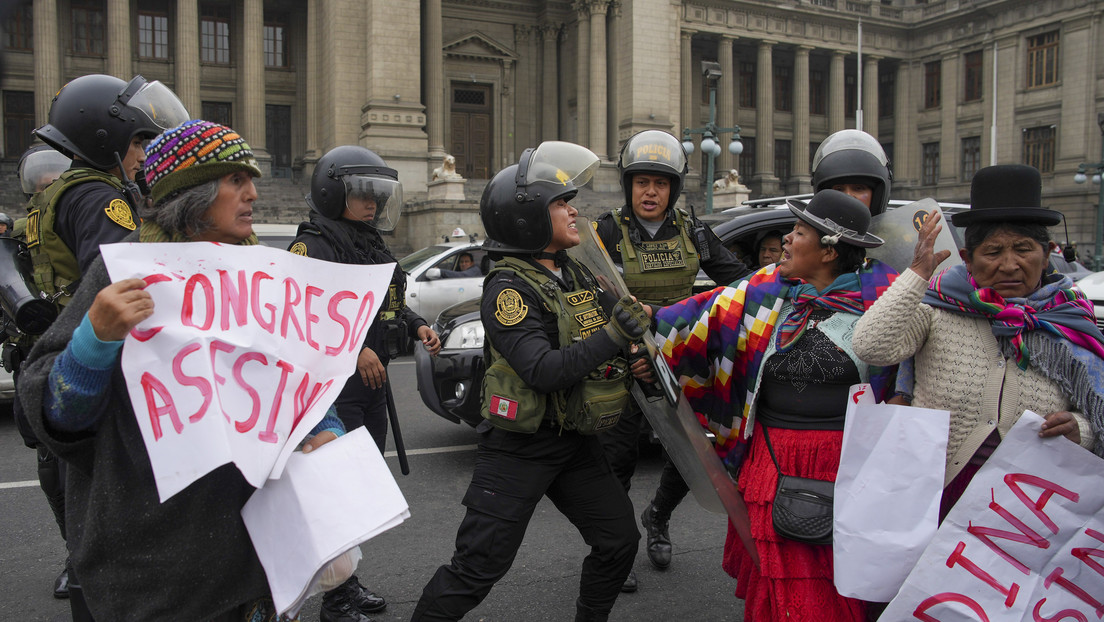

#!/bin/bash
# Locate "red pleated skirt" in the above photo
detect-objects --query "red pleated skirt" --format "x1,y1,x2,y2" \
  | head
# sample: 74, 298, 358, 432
723, 425, 867, 621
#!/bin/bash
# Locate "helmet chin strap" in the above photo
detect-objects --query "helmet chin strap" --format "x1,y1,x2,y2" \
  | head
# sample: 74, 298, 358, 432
534, 250, 568, 267
114, 151, 147, 209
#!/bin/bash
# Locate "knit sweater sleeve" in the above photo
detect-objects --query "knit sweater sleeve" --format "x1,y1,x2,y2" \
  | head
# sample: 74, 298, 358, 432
853, 268, 937, 367
45, 313, 124, 432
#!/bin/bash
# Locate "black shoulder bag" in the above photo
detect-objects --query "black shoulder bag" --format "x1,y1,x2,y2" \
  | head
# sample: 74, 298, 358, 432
760, 423, 835, 546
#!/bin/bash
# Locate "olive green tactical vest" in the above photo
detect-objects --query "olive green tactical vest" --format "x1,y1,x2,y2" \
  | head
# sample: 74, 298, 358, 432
26, 168, 127, 308
616, 207, 701, 306
481, 256, 631, 434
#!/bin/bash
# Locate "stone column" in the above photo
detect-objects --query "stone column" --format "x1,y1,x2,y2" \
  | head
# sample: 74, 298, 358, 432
239, 0, 268, 163
828, 50, 846, 134
792, 45, 812, 188
680, 30, 694, 138
939, 51, 958, 182
717, 36, 735, 172
753, 40, 778, 193
174, 0, 201, 115
540, 24, 560, 140
424, 0, 445, 159
33, 0, 61, 125
894, 61, 912, 184
588, 0, 608, 159
106, 0, 131, 79
303, 0, 319, 166
863, 55, 880, 138
574, 2, 590, 146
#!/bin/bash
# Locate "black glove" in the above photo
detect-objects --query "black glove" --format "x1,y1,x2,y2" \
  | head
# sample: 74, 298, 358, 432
603, 296, 650, 346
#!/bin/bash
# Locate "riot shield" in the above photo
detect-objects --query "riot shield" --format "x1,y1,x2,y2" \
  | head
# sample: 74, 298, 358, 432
867, 198, 962, 274
569, 218, 758, 566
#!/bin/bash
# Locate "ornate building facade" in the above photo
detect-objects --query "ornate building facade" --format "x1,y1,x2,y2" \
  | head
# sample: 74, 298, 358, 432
1, 0, 1102, 250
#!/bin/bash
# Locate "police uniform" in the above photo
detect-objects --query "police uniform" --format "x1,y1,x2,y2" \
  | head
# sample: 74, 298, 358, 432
411, 253, 640, 621
593, 205, 750, 489
288, 212, 427, 453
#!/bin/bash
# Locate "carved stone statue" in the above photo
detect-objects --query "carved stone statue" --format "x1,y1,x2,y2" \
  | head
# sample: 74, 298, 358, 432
713, 169, 748, 194
431, 154, 464, 181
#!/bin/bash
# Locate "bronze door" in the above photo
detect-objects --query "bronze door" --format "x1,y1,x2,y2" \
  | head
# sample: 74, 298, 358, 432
449, 84, 492, 179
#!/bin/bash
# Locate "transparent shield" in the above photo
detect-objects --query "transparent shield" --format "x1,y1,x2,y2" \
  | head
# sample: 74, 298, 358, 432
19, 149, 71, 194
523, 141, 600, 188
126, 81, 192, 132
343, 176, 404, 231
811, 129, 888, 172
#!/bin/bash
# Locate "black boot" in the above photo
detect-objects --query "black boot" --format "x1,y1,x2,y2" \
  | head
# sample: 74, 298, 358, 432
641, 502, 672, 570
574, 598, 610, 622
340, 576, 387, 613
320, 578, 379, 622
620, 569, 638, 593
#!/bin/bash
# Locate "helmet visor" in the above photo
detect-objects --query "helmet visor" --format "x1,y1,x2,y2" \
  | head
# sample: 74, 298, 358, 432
124, 80, 191, 133
343, 176, 404, 231
523, 141, 600, 188
811, 130, 888, 172
19, 149, 71, 194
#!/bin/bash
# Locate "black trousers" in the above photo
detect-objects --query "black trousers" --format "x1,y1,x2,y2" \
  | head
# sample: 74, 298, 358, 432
333, 371, 389, 455
598, 401, 643, 492
411, 425, 640, 621
651, 453, 691, 520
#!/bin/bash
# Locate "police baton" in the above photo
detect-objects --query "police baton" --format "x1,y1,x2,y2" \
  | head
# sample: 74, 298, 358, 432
383, 380, 410, 475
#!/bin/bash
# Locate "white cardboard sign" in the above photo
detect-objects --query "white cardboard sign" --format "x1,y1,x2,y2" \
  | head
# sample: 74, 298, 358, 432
101, 242, 394, 501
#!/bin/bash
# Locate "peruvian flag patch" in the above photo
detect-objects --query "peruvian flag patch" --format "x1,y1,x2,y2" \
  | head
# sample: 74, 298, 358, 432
488, 395, 519, 420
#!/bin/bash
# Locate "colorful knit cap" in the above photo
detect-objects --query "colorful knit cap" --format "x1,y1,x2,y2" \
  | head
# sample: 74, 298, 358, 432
144, 119, 262, 204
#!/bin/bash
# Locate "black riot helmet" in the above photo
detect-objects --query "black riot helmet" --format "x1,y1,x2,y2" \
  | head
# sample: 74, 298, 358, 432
34, 74, 189, 172
17, 145, 70, 197
481, 141, 600, 254
617, 130, 688, 212
811, 129, 892, 216
306, 145, 404, 230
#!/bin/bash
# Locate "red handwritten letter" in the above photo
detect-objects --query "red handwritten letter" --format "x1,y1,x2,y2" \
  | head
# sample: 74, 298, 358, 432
141, 372, 183, 440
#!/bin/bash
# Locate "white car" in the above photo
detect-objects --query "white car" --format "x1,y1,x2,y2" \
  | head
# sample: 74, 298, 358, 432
1074, 271, 1104, 331
400, 239, 490, 325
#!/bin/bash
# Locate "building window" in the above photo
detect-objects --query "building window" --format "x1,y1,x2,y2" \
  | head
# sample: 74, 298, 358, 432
200, 4, 231, 64
201, 101, 233, 127
1022, 126, 1055, 173
4, 90, 36, 157
263, 13, 288, 68
922, 142, 940, 185
739, 136, 756, 178
138, 12, 169, 59
963, 51, 983, 102
72, 3, 106, 56
1026, 31, 1059, 89
3, 2, 33, 50
739, 62, 756, 109
961, 136, 981, 181
775, 140, 791, 181
924, 61, 941, 109
844, 73, 857, 118
773, 65, 792, 112
810, 69, 826, 115
878, 70, 895, 117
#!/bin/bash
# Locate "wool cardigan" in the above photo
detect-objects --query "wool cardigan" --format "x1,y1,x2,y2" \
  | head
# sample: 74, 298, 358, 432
852, 268, 1094, 486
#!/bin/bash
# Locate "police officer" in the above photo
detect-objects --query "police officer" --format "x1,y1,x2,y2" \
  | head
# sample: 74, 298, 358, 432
594, 130, 751, 588
16, 74, 187, 611
0, 213, 12, 237
810, 129, 892, 216
412, 141, 651, 622
289, 145, 441, 622
9, 145, 70, 241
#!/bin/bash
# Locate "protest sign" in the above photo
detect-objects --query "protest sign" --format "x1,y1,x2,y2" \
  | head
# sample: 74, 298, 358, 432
101, 242, 394, 502
241, 427, 411, 615
883, 411, 1104, 621
833, 384, 949, 601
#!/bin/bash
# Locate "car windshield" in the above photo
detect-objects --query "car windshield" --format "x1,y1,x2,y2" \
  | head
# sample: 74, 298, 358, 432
399, 245, 451, 271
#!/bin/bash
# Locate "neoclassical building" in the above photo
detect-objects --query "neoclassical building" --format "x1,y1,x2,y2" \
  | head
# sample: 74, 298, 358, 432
1, 0, 1102, 251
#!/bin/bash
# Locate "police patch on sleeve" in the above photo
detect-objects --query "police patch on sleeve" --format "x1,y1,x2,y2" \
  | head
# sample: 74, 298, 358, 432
289, 242, 308, 256
494, 288, 528, 326
105, 199, 137, 230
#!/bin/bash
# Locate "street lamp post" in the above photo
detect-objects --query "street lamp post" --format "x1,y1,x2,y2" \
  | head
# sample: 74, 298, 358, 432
1074, 113, 1104, 270
681, 61, 743, 215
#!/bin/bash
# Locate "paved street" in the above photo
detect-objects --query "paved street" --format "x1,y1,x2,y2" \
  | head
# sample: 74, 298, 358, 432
0, 356, 745, 621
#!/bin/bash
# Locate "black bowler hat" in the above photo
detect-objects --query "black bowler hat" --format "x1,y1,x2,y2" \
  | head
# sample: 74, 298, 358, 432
787, 189, 884, 248
952, 164, 1062, 227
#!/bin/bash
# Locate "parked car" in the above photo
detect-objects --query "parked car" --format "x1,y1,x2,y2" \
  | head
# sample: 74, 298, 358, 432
1074, 271, 1104, 331
399, 237, 491, 326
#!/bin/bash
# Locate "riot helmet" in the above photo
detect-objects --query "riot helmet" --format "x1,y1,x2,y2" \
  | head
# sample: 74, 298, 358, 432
34, 74, 189, 172
0, 213, 12, 232
17, 145, 70, 196
481, 141, 599, 254
306, 145, 404, 230
811, 129, 892, 216
617, 130, 688, 212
